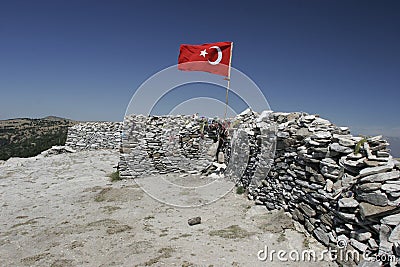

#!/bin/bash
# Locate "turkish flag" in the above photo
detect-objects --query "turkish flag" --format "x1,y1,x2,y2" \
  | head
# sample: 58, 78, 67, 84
178, 41, 233, 77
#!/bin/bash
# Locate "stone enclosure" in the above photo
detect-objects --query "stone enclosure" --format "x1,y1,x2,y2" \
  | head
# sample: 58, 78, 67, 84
66, 110, 400, 265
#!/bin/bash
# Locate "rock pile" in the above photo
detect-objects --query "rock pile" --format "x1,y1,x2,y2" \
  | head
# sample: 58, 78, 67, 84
65, 122, 121, 150
245, 112, 400, 264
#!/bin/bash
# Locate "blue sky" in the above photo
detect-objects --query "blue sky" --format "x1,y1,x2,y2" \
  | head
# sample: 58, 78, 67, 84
0, 0, 399, 137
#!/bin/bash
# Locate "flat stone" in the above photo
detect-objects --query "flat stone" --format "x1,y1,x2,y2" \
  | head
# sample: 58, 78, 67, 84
292, 208, 304, 222
377, 151, 390, 157
388, 191, 400, 198
311, 131, 332, 140
299, 202, 317, 217
389, 224, 400, 243
381, 214, 400, 226
338, 212, 356, 221
368, 238, 379, 250
359, 202, 397, 219
382, 183, 400, 192
338, 138, 356, 147
294, 128, 312, 138
312, 118, 331, 125
320, 158, 339, 168
359, 161, 395, 177
367, 135, 383, 142
347, 152, 363, 160
303, 115, 316, 121
352, 229, 372, 242
320, 214, 333, 227
363, 160, 382, 167
379, 224, 393, 255
341, 174, 357, 188
356, 260, 381, 267
313, 228, 329, 246
350, 238, 368, 252
360, 170, 400, 183
329, 143, 353, 154
304, 218, 315, 232
308, 139, 321, 146
338, 197, 359, 208
357, 182, 382, 192
277, 131, 289, 138
357, 191, 388, 206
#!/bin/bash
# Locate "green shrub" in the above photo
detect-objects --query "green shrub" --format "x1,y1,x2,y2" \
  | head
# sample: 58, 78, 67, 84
108, 171, 121, 182
236, 186, 245, 195
354, 137, 367, 155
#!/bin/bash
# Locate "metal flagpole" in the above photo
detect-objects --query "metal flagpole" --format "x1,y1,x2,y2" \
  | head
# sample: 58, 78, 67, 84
224, 42, 233, 120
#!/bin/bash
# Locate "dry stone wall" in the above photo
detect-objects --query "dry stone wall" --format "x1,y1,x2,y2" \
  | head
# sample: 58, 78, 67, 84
245, 112, 400, 264
119, 114, 219, 178
65, 122, 121, 150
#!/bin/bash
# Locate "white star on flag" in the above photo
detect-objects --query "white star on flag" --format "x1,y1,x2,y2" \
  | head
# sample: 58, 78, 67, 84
199, 49, 208, 58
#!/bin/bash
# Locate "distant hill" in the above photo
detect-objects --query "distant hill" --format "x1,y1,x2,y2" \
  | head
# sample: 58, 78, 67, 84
0, 116, 78, 160
385, 136, 400, 158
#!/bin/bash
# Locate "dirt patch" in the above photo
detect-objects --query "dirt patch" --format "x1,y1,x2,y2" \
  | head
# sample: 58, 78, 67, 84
86, 218, 132, 235
21, 252, 51, 265
50, 259, 74, 267
138, 247, 175, 266
209, 225, 252, 239
94, 187, 144, 202
128, 240, 152, 254
83, 186, 104, 192
100, 205, 121, 214
254, 210, 295, 233
11, 217, 44, 228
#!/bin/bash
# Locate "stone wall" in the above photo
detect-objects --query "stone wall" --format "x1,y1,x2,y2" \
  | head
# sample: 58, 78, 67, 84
242, 112, 400, 264
119, 114, 222, 178
65, 122, 121, 150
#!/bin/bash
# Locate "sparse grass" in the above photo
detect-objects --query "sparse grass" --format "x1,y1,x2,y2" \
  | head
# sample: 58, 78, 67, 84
141, 247, 175, 266
277, 232, 287, 242
209, 225, 251, 239
108, 171, 121, 182
354, 137, 367, 155
236, 186, 245, 195
100, 206, 121, 214
94, 188, 111, 202
180, 233, 192, 238
86, 219, 131, 234
143, 215, 155, 220
303, 236, 310, 248
11, 218, 41, 228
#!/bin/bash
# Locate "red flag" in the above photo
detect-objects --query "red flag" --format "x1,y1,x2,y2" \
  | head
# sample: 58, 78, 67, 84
178, 41, 233, 77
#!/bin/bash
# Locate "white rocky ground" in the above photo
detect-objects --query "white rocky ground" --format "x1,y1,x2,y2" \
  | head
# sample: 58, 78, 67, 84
0, 150, 337, 267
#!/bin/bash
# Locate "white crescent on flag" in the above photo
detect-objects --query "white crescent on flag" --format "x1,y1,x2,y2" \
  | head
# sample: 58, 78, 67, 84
208, 46, 222, 65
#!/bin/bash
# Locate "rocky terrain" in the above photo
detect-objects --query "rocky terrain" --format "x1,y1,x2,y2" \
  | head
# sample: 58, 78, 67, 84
0, 149, 333, 266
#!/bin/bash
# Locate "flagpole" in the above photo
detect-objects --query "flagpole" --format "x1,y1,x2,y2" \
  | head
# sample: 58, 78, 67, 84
224, 42, 233, 120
